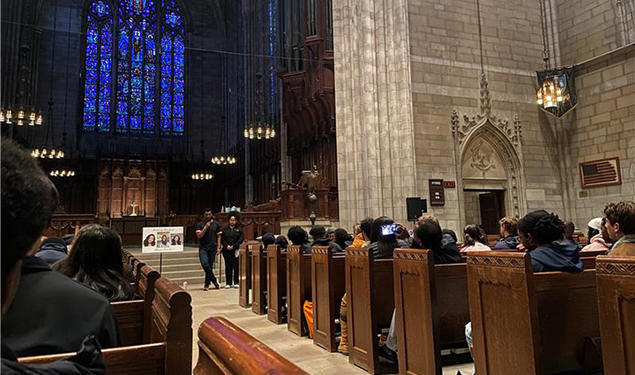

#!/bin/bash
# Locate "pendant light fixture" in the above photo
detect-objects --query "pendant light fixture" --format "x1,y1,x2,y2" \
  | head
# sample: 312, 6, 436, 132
211, 54, 236, 165
32, 0, 65, 159
191, 57, 213, 181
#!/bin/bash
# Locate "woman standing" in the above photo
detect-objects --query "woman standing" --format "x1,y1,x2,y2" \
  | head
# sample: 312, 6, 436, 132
220, 214, 244, 288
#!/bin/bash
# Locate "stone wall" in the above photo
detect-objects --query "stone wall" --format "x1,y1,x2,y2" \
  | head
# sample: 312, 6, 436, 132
566, 45, 635, 230
555, 0, 624, 66
407, 0, 565, 232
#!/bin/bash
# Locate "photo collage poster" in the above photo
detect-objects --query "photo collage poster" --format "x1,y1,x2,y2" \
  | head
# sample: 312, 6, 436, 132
142, 227, 184, 253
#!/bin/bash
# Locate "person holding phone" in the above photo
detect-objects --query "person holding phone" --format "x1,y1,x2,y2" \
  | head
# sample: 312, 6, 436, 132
196, 209, 221, 291
220, 213, 244, 288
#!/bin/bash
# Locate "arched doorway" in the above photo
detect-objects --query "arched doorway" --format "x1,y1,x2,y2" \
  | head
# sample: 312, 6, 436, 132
451, 74, 526, 234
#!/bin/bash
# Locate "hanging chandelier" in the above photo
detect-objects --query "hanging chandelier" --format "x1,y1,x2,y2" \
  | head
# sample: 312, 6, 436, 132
535, 67, 576, 117
50, 169, 75, 177
243, 122, 276, 140
212, 65, 238, 164
211, 155, 236, 165
0, 107, 43, 126
191, 172, 214, 180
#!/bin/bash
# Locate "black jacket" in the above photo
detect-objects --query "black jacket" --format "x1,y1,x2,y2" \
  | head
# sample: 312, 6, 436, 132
493, 235, 520, 250
221, 226, 244, 252
2, 256, 119, 357
1, 336, 104, 375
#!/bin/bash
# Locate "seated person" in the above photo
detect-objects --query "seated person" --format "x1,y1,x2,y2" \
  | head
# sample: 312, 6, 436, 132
328, 228, 352, 253
287, 226, 311, 253
441, 228, 461, 256
518, 210, 583, 272
35, 237, 68, 266
564, 221, 576, 243
1, 138, 107, 373
465, 210, 584, 358
604, 201, 635, 256
309, 226, 331, 250
581, 217, 611, 253
350, 217, 373, 248
326, 228, 336, 242
493, 216, 520, 250
382, 219, 462, 362
460, 225, 490, 252
368, 217, 408, 259
53, 224, 135, 302
260, 232, 276, 251
274, 235, 289, 250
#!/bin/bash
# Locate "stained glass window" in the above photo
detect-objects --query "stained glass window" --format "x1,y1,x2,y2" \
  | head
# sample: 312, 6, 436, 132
82, 0, 184, 134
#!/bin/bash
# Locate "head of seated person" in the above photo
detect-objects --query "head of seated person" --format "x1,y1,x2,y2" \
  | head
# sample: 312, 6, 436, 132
2, 138, 59, 316
461, 225, 489, 252
334, 228, 351, 249
55, 224, 135, 302
603, 201, 635, 256
309, 226, 330, 247
494, 217, 520, 249
518, 210, 582, 272
368, 216, 403, 259
261, 232, 276, 248
415, 221, 462, 264
564, 221, 576, 241
274, 235, 288, 250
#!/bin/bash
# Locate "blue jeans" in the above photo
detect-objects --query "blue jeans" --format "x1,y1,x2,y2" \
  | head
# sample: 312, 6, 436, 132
199, 247, 218, 287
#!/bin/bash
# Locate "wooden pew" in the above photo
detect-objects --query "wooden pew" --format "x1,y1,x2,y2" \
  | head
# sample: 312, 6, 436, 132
194, 316, 309, 375
393, 249, 469, 375
596, 256, 635, 375
267, 244, 287, 324
346, 247, 394, 374
311, 246, 346, 351
467, 251, 599, 375
110, 264, 160, 346
20, 277, 192, 375
238, 242, 254, 308
286, 245, 312, 336
251, 242, 267, 315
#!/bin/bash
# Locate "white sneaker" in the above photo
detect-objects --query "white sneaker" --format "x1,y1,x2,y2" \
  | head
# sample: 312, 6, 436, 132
233, 284, 239, 289
225, 284, 231, 289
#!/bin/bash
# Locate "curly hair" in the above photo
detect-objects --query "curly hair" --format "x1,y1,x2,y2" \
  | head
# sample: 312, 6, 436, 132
604, 201, 635, 235
499, 216, 518, 235
518, 210, 565, 245
464, 225, 486, 246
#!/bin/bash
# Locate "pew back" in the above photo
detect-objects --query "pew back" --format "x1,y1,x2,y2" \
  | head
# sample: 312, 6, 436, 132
139, 265, 160, 342
467, 251, 599, 375
150, 277, 193, 374
267, 244, 287, 324
596, 256, 635, 375
311, 247, 346, 351
346, 247, 394, 374
194, 316, 309, 375
238, 242, 253, 308
251, 242, 267, 315
287, 245, 312, 335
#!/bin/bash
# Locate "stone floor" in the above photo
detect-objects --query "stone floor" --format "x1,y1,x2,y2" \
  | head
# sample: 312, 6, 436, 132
189, 283, 475, 375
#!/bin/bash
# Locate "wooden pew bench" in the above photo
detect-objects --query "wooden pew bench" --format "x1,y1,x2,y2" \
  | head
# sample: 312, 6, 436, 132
20, 277, 192, 375
238, 242, 254, 308
311, 246, 346, 351
251, 242, 267, 315
596, 256, 635, 374
467, 251, 599, 375
346, 247, 394, 374
393, 249, 469, 375
194, 316, 309, 375
287, 245, 313, 336
267, 244, 287, 324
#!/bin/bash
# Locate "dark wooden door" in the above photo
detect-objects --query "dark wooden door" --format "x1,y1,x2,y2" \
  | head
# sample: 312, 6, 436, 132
479, 191, 505, 235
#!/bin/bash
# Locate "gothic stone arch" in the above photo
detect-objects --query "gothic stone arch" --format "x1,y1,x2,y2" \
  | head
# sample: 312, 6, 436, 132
451, 73, 526, 229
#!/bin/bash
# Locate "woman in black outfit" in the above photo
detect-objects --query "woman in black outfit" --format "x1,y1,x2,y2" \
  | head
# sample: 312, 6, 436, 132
220, 214, 244, 288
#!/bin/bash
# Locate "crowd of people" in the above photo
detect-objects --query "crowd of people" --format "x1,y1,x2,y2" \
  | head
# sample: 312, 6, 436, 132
2, 136, 634, 373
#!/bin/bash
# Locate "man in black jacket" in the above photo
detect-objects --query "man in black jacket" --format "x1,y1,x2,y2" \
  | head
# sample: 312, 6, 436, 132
196, 209, 221, 290
1, 138, 106, 374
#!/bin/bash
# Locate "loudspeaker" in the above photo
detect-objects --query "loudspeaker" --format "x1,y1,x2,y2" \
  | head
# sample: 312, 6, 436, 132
406, 197, 427, 222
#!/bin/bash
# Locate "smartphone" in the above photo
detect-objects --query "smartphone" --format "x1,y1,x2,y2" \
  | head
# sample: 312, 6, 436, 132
381, 224, 398, 236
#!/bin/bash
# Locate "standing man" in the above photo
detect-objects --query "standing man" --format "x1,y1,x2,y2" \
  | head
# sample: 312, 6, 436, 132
196, 209, 221, 290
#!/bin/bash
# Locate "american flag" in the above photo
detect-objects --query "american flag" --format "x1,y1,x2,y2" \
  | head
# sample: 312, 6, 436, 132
580, 159, 619, 187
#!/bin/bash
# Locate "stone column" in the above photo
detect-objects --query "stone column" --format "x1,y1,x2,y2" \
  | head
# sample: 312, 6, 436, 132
333, 0, 417, 229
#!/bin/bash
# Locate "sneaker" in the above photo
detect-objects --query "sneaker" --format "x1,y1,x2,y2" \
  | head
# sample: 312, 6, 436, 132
203, 286, 209, 291
225, 284, 231, 289
213, 282, 220, 289
233, 284, 239, 289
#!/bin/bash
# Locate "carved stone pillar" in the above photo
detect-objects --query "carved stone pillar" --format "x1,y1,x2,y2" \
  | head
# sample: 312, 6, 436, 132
333, 0, 417, 228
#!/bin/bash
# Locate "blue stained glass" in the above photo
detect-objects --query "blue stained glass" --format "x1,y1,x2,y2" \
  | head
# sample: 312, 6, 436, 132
84, 0, 183, 134
130, 116, 141, 129
98, 115, 110, 131
87, 43, 98, 56
173, 119, 184, 132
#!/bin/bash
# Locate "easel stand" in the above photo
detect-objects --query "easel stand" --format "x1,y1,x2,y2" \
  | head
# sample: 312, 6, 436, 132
159, 253, 163, 274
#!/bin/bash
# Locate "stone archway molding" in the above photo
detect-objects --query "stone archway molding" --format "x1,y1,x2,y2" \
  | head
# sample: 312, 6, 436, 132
451, 73, 527, 222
